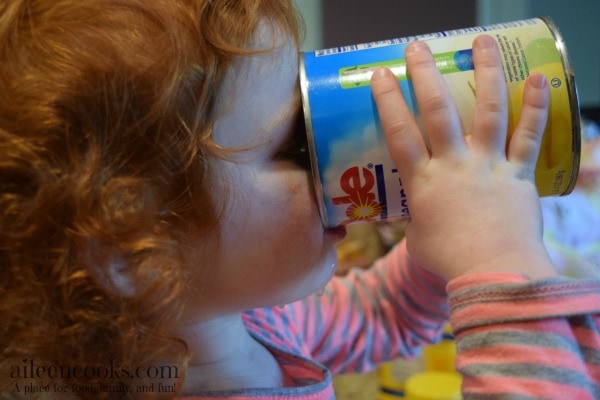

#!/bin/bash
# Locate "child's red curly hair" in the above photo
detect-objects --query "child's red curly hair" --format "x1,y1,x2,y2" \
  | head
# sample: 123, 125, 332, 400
0, 0, 302, 398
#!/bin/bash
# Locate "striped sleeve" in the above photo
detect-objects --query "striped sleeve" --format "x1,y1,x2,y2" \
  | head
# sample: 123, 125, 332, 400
448, 273, 600, 400
287, 239, 449, 374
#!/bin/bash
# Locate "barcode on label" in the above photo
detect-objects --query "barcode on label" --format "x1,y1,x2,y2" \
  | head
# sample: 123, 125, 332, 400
313, 18, 537, 57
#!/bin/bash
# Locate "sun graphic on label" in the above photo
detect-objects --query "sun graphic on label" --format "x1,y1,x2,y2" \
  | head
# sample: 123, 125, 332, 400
345, 199, 383, 221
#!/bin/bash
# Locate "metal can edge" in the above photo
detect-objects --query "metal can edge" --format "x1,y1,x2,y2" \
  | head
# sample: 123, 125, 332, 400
539, 16, 582, 195
299, 55, 330, 227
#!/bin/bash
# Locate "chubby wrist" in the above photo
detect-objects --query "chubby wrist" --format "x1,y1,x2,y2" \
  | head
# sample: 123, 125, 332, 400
442, 244, 558, 281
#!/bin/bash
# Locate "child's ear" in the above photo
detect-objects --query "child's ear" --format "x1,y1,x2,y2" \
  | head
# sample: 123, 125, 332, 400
83, 243, 137, 298
103, 258, 137, 297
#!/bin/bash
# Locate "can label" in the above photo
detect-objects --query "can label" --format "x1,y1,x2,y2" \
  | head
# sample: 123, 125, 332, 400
300, 17, 581, 228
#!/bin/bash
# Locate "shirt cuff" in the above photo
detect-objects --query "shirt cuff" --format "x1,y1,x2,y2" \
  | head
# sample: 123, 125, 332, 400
447, 272, 600, 333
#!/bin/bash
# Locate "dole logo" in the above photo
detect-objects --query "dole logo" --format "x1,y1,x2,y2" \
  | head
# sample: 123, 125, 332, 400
331, 165, 385, 224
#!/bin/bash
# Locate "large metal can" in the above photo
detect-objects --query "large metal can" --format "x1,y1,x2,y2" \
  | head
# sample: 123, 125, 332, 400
300, 17, 581, 227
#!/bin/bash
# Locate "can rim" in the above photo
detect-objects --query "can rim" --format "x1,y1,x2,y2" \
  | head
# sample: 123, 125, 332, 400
539, 16, 582, 195
299, 54, 331, 227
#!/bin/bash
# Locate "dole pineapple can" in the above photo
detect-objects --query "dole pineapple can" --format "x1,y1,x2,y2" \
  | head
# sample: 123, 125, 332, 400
300, 17, 581, 228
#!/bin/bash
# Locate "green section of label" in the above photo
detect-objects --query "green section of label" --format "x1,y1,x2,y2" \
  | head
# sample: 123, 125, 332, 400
339, 50, 467, 89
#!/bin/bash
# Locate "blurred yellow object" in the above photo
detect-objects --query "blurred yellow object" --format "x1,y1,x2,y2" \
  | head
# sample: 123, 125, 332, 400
378, 325, 457, 399
335, 224, 385, 274
423, 325, 456, 373
378, 357, 423, 399
404, 372, 462, 400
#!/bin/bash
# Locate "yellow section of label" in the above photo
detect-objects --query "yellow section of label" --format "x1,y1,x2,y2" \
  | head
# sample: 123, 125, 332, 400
505, 62, 576, 196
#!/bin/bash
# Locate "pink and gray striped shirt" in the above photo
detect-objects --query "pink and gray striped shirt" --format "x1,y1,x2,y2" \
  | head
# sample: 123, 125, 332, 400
181, 240, 600, 399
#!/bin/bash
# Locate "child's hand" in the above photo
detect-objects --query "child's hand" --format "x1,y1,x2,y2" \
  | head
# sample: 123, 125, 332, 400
371, 35, 557, 281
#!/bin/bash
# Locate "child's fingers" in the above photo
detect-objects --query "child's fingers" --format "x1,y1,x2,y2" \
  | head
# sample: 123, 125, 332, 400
470, 35, 509, 155
403, 41, 465, 157
508, 73, 550, 176
371, 67, 428, 177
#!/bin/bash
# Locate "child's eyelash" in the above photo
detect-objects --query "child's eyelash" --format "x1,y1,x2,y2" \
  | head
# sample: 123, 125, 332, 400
279, 142, 309, 159
276, 115, 311, 168
277, 137, 310, 168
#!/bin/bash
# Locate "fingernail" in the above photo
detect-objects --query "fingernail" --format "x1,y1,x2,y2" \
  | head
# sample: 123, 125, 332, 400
371, 67, 394, 81
474, 35, 496, 49
406, 40, 429, 55
528, 73, 548, 89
